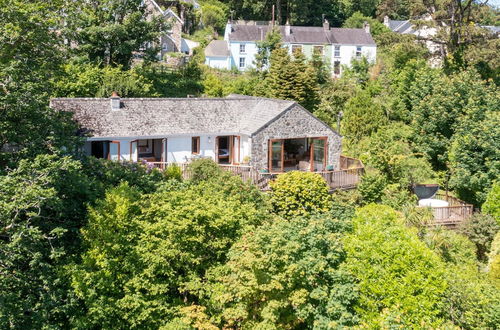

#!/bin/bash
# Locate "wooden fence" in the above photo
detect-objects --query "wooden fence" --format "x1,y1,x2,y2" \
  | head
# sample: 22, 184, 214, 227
147, 160, 364, 192
425, 191, 474, 228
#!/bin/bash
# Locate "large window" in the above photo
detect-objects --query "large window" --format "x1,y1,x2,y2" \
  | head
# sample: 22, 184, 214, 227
192, 136, 200, 154
268, 137, 327, 172
91, 141, 109, 159
239, 57, 246, 68
334, 45, 340, 57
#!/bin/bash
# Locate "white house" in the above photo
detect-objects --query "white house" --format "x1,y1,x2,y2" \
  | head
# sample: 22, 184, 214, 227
205, 20, 377, 75
50, 95, 343, 173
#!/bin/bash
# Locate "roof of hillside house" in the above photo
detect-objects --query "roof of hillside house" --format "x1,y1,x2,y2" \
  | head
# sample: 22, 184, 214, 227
50, 96, 298, 138
387, 20, 415, 34
227, 24, 376, 45
205, 40, 230, 57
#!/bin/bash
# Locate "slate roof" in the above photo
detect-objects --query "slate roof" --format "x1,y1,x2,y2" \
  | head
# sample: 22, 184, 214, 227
50, 96, 296, 138
205, 40, 230, 57
228, 24, 376, 45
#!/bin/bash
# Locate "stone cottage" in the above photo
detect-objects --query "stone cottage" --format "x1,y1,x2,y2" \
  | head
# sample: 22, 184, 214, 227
50, 95, 342, 173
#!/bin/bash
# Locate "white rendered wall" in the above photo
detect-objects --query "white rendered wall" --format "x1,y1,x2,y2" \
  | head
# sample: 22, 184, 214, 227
229, 41, 258, 71
331, 44, 377, 76
205, 56, 231, 70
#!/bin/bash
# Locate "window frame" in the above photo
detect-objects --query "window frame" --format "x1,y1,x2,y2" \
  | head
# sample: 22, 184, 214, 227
291, 44, 303, 54
313, 45, 324, 56
239, 43, 246, 54
356, 46, 362, 58
239, 57, 246, 68
191, 136, 200, 155
333, 60, 341, 75
334, 45, 341, 57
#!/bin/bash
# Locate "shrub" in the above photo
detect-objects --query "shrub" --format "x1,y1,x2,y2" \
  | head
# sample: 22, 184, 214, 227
380, 183, 417, 210
443, 265, 500, 329
460, 213, 500, 261
82, 157, 165, 195
423, 228, 477, 265
357, 171, 387, 204
269, 171, 331, 217
187, 158, 223, 183
342, 205, 447, 328
483, 182, 500, 225
208, 214, 358, 328
489, 232, 500, 280
164, 163, 182, 181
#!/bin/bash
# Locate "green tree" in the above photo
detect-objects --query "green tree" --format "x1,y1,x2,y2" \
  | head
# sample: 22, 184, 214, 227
269, 171, 331, 217
0, 0, 79, 168
483, 182, 500, 225
64, 0, 165, 67
254, 27, 282, 71
200, 1, 228, 33
207, 214, 358, 328
262, 47, 320, 111
448, 108, 500, 206
343, 11, 391, 37
459, 214, 499, 262
343, 205, 447, 327
0, 155, 95, 328
342, 89, 386, 143
72, 174, 267, 327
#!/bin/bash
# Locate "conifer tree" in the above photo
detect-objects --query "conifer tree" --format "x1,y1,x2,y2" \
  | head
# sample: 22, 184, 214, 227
263, 47, 320, 111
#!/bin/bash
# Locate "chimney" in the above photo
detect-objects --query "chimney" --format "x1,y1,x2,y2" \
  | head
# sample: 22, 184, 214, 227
383, 15, 389, 27
363, 21, 370, 34
323, 18, 330, 31
285, 20, 291, 36
110, 91, 121, 110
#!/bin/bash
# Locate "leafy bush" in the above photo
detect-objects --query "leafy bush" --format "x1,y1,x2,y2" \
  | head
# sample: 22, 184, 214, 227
380, 183, 417, 210
81, 157, 165, 195
342, 205, 447, 328
424, 228, 477, 265
164, 163, 182, 181
460, 213, 500, 261
72, 178, 267, 328
269, 171, 331, 217
187, 158, 223, 183
357, 171, 387, 204
489, 232, 500, 280
442, 265, 500, 329
483, 182, 500, 225
207, 214, 358, 328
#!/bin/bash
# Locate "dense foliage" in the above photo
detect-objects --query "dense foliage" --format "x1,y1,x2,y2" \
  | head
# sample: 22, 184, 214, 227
1, 0, 499, 328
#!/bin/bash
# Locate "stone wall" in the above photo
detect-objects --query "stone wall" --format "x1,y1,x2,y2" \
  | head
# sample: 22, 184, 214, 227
250, 104, 342, 171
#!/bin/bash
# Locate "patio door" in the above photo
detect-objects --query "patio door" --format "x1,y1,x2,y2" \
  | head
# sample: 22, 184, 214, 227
109, 141, 120, 161
269, 139, 284, 172
311, 138, 327, 171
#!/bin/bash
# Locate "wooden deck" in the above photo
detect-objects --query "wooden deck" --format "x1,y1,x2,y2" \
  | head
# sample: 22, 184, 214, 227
423, 192, 474, 228
148, 156, 365, 192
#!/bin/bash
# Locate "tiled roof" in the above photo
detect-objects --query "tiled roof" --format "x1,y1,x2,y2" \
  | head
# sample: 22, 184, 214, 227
228, 24, 376, 45
205, 40, 230, 57
50, 96, 296, 138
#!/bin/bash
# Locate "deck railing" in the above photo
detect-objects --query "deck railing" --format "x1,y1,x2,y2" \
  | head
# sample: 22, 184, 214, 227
423, 191, 474, 228
145, 158, 364, 192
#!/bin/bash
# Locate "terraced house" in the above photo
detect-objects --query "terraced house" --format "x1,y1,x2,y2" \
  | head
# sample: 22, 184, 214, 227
205, 19, 377, 76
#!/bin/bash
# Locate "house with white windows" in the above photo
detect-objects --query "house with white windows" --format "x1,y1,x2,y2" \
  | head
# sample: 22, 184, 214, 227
205, 20, 377, 76
50, 94, 348, 174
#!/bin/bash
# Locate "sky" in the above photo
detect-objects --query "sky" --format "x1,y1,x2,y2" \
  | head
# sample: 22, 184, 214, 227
489, 0, 500, 8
